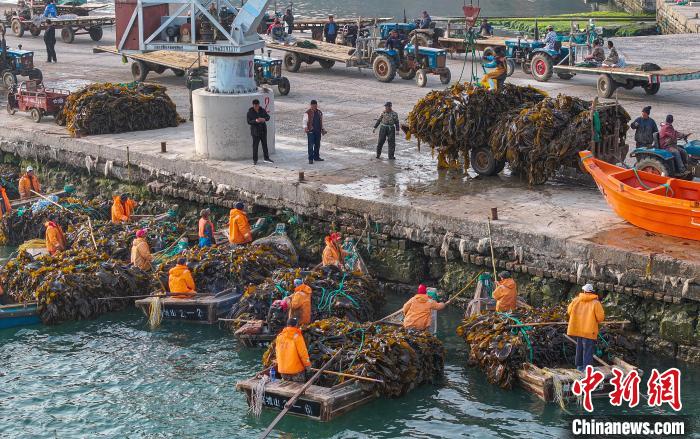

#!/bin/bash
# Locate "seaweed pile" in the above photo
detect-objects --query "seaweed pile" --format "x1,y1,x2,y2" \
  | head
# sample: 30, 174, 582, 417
56, 83, 183, 136
0, 164, 20, 199
0, 196, 109, 246
489, 95, 630, 184
456, 306, 635, 389
67, 218, 185, 261
153, 244, 293, 295
262, 317, 444, 398
403, 83, 547, 169
1, 249, 152, 324
229, 266, 384, 332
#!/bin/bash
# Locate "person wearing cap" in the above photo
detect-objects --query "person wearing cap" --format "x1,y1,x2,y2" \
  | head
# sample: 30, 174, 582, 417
275, 317, 312, 382
284, 278, 313, 325
567, 284, 605, 371
131, 229, 153, 271
492, 271, 518, 313
18, 166, 41, 200
402, 284, 446, 331
198, 208, 216, 248
247, 99, 273, 165
323, 15, 337, 44
168, 257, 196, 298
659, 114, 690, 173
111, 194, 137, 223
0, 184, 11, 219
373, 102, 400, 160
322, 232, 347, 268
303, 100, 327, 164
419, 11, 432, 29
229, 202, 252, 245
543, 25, 558, 51
630, 106, 658, 149
44, 220, 66, 255
583, 39, 604, 66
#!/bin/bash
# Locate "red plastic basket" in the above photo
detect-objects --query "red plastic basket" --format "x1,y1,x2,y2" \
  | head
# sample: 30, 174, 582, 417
463, 5, 481, 27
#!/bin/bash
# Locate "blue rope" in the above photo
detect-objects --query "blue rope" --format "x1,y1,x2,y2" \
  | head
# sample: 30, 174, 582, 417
497, 311, 534, 363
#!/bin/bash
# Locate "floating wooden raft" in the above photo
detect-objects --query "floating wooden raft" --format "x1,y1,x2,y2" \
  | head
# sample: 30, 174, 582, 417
236, 376, 376, 422
517, 357, 640, 404
135, 291, 241, 324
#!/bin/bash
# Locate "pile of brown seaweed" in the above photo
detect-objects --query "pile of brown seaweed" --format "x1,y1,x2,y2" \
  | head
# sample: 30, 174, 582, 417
56, 83, 183, 136
456, 306, 636, 389
0, 249, 152, 324
403, 83, 547, 169
262, 317, 444, 397
229, 266, 384, 333
153, 244, 293, 295
489, 95, 630, 184
0, 196, 108, 246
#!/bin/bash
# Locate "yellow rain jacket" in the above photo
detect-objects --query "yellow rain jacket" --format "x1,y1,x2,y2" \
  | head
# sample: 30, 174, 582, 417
567, 292, 605, 340
275, 326, 311, 375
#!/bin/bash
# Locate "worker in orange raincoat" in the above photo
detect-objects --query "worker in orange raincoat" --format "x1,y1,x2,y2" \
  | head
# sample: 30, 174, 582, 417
567, 284, 605, 371
130, 229, 153, 271
111, 194, 137, 223
284, 278, 312, 326
168, 257, 196, 299
402, 284, 446, 332
492, 271, 518, 313
45, 220, 66, 255
18, 166, 41, 200
228, 202, 252, 245
321, 232, 347, 268
0, 185, 11, 219
275, 317, 311, 382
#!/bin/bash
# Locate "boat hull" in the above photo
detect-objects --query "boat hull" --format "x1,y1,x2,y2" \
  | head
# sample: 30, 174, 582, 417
0, 303, 41, 329
135, 292, 242, 324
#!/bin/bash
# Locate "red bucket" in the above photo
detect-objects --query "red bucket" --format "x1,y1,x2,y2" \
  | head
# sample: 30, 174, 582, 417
462, 5, 481, 27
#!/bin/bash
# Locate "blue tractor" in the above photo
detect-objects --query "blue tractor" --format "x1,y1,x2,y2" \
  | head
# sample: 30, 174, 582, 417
1, 43, 42, 88
527, 37, 576, 82
254, 54, 290, 95
377, 21, 444, 47
632, 139, 700, 179
501, 36, 546, 76
371, 43, 450, 87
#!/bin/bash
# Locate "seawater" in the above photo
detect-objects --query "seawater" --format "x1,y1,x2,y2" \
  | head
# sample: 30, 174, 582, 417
2, 304, 698, 438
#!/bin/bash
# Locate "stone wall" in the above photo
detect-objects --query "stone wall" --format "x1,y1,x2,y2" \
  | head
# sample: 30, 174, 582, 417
614, 0, 656, 13
656, 0, 700, 33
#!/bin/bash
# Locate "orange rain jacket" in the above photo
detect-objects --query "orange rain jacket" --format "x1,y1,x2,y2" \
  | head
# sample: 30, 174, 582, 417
228, 208, 252, 245
493, 278, 518, 312
0, 187, 11, 219
45, 221, 67, 255
168, 264, 196, 297
18, 173, 40, 199
131, 237, 153, 271
111, 196, 137, 223
322, 237, 345, 267
275, 326, 311, 375
288, 284, 312, 325
567, 292, 605, 340
402, 294, 446, 331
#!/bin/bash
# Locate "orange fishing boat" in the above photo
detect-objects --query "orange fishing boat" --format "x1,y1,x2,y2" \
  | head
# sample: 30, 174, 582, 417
579, 151, 700, 241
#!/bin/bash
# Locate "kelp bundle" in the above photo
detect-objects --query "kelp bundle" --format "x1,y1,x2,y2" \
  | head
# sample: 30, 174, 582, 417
229, 266, 384, 332
153, 244, 293, 295
456, 306, 635, 389
0, 196, 108, 246
67, 217, 185, 261
1, 249, 152, 324
489, 95, 630, 184
403, 83, 546, 168
56, 83, 183, 136
262, 318, 444, 398
0, 164, 20, 199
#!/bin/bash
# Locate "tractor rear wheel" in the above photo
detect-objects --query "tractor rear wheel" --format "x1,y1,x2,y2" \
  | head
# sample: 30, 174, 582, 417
89, 26, 103, 41
415, 69, 428, 87
11, 19, 24, 37
277, 77, 291, 96
521, 60, 532, 74
318, 59, 335, 69
29, 24, 41, 37
131, 60, 149, 82
398, 66, 415, 80
482, 46, 496, 60
557, 72, 574, 80
597, 74, 617, 98
530, 53, 553, 82
372, 54, 396, 83
439, 69, 451, 85
643, 83, 660, 95
2, 71, 17, 88
30, 108, 42, 123
284, 53, 301, 72
470, 146, 500, 176
636, 157, 670, 176
61, 27, 75, 43
506, 59, 515, 77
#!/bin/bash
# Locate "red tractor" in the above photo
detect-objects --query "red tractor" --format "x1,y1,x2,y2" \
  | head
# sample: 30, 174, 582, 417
6, 80, 69, 122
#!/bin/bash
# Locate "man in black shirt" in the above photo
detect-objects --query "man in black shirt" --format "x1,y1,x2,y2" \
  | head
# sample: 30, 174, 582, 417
44, 19, 57, 63
246, 99, 272, 165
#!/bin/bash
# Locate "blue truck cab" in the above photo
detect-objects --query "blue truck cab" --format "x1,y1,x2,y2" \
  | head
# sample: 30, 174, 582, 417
0, 46, 42, 87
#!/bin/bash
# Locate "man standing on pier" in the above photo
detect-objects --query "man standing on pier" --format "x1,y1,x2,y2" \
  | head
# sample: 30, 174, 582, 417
303, 100, 327, 164
44, 19, 57, 63
275, 317, 311, 382
229, 202, 252, 245
373, 102, 399, 160
567, 284, 604, 372
283, 8, 294, 35
630, 106, 658, 149
247, 99, 272, 165
323, 15, 338, 44
18, 166, 40, 200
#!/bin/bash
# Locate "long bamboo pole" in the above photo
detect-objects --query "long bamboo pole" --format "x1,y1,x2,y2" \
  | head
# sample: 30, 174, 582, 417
309, 368, 384, 384
509, 320, 630, 328
30, 189, 98, 251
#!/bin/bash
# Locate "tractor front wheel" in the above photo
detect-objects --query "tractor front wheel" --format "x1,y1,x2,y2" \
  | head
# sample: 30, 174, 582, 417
284, 53, 301, 72
557, 72, 574, 80
530, 53, 553, 82
11, 19, 24, 37
2, 70, 17, 88
521, 60, 532, 74
372, 54, 396, 83
439, 69, 451, 85
277, 77, 291, 96
30, 108, 42, 123
415, 69, 428, 87
506, 59, 515, 77
636, 157, 670, 176
398, 65, 415, 80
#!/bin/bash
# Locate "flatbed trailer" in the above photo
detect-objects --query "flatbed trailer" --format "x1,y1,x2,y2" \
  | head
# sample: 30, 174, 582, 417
268, 39, 361, 70
94, 45, 202, 81
9, 14, 115, 43
438, 36, 508, 56
292, 16, 392, 40
551, 63, 700, 98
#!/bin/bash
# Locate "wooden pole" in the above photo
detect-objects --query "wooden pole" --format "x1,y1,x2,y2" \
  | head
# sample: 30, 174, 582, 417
31, 189, 98, 251
509, 320, 629, 328
97, 293, 167, 300
487, 218, 497, 281
309, 368, 384, 384
259, 349, 343, 439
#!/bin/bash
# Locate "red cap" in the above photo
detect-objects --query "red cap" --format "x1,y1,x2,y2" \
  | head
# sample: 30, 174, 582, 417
417, 284, 427, 295
330, 232, 341, 242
